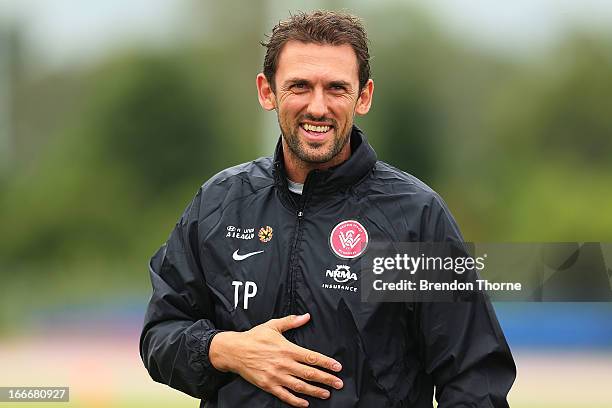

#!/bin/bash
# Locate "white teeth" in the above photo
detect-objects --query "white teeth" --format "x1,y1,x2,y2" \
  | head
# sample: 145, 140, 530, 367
303, 123, 331, 133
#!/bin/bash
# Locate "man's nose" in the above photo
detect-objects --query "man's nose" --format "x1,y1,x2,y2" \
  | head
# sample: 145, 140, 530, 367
306, 88, 328, 119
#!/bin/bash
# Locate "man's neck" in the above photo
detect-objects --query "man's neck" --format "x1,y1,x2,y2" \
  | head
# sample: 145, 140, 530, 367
282, 140, 351, 184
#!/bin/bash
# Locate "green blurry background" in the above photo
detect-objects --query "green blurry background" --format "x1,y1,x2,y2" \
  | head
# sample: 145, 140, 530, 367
0, 1, 611, 407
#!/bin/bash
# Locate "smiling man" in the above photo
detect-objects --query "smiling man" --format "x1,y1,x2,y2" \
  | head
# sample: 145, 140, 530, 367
140, 10, 516, 408
259, 40, 372, 182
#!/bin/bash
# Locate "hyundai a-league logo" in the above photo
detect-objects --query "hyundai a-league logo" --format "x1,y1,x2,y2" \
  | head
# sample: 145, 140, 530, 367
258, 226, 273, 243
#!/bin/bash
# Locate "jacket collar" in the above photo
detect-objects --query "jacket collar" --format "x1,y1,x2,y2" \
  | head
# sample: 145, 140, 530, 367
272, 125, 377, 201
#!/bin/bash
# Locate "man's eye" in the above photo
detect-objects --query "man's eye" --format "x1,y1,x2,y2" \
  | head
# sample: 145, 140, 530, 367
292, 83, 306, 89
331, 85, 346, 91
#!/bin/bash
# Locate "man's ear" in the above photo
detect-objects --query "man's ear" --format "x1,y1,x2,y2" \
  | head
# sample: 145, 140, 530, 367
256, 73, 276, 111
355, 79, 374, 116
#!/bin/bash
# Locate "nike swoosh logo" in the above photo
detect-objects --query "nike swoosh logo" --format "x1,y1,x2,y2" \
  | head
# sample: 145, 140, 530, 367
232, 249, 264, 261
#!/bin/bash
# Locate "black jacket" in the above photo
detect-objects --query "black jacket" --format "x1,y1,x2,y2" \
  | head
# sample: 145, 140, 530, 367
140, 126, 516, 407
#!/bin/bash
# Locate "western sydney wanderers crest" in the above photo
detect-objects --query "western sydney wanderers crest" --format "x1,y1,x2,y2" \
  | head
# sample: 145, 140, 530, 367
330, 220, 368, 259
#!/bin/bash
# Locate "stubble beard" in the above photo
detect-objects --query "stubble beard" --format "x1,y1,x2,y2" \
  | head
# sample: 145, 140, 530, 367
278, 112, 352, 165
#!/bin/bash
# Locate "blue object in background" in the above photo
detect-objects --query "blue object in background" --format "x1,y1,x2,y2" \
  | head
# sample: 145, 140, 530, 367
24, 297, 612, 350
494, 302, 612, 349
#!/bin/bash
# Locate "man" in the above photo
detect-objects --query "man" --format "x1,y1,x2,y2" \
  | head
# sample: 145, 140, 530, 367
140, 10, 516, 408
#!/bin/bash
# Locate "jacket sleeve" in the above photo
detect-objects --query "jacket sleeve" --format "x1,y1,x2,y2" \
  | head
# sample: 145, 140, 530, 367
418, 194, 516, 408
139, 188, 232, 400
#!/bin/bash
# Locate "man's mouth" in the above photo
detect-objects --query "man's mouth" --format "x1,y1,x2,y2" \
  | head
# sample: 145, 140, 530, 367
299, 123, 334, 141
301, 123, 332, 133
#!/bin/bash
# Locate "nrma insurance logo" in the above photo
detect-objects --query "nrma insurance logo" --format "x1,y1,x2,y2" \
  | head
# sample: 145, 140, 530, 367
322, 265, 359, 293
326, 265, 357, 283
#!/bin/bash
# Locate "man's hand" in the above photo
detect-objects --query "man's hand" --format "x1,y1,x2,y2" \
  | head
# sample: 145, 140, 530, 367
209, 313, 343, 407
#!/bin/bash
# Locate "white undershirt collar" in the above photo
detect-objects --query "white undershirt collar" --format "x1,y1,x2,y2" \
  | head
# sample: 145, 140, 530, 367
287, 178, 304, 195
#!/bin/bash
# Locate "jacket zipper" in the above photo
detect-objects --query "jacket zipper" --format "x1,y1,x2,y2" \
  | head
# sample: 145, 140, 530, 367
287, 206, 305, 317
286, 172, 316, 318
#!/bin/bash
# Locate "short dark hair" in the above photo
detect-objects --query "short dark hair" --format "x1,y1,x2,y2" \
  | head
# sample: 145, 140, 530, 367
261, 10, 371, 92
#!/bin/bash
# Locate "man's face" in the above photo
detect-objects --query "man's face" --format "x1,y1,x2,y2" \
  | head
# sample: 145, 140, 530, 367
260, 41, 371, 165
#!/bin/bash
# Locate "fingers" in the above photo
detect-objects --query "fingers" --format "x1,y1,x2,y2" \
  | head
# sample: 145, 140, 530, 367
290, 344, 343, 373
270, 385, 310, 407
284, 376, 330, 400
267, 313, 311, 332
288, 361, 344, 390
